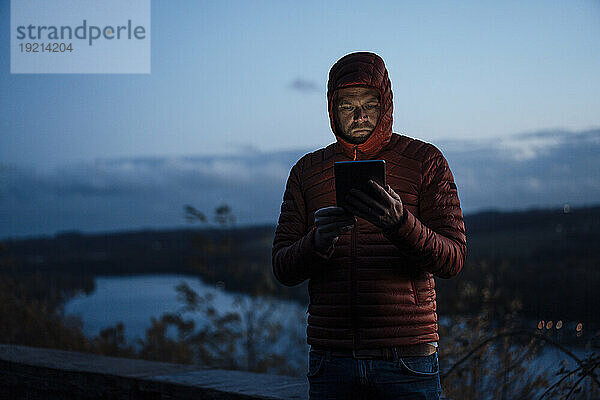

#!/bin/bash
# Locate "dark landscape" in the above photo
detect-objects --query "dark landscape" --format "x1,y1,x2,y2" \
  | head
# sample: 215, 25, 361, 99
1, 204, 599, 398
2, 204, 599, 326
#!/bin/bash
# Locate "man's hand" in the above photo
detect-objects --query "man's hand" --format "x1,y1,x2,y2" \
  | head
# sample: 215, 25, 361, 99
314, 206, 356, 254
343, 180, 404, 232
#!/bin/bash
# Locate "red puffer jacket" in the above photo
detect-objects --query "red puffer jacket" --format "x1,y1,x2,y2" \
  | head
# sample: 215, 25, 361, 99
272, 52, 467, 350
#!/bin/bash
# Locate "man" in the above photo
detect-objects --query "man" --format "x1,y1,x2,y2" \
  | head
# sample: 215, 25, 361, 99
272, 52, 466, 400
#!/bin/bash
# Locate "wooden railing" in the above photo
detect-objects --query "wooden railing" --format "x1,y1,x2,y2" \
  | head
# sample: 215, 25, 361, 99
0, 344, 307, 399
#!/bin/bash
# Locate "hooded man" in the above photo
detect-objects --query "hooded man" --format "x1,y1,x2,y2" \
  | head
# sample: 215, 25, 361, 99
272, 52, 466, 400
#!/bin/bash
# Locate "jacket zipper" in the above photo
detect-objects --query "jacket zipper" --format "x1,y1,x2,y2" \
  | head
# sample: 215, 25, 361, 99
410, 276, 420, 305
351, 144, 359, 350
351, 219, 358, 350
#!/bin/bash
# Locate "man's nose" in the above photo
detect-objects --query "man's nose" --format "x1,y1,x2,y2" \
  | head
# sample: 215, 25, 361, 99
353, 106, 368, 121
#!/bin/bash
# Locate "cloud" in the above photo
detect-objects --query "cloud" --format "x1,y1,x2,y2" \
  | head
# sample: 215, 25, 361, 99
437, 128, 600, 212
1, 129, 599, 239
0, 149, 307, 239
289, 78, 320, 93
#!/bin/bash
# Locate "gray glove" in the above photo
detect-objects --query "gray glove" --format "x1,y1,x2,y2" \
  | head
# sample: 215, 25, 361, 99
313, 206, 356, 254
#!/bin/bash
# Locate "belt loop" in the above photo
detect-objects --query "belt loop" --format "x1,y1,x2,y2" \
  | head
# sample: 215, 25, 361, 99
392, 346, 399, 362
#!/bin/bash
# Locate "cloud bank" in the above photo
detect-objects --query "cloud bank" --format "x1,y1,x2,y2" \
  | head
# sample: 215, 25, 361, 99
1, 129, 599, 239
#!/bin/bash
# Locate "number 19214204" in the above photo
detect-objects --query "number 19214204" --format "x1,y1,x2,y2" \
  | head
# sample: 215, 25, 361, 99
19, 43, 73, 53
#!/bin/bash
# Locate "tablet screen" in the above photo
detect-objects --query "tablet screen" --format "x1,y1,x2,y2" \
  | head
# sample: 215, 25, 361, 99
334, 160, 386, 210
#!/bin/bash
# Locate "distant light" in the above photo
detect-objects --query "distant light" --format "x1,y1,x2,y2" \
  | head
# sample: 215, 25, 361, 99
576, 323, 583, 332
556, 320, 563, 329
546, 321, 553, 330
563, 204, 571, 213
538, 321, 544, 330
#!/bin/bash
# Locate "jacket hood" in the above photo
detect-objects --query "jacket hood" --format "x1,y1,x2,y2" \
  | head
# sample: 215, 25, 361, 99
327, 52, 393, 160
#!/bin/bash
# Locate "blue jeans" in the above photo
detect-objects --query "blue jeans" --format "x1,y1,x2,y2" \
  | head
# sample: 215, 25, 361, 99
306, 348, 442, 400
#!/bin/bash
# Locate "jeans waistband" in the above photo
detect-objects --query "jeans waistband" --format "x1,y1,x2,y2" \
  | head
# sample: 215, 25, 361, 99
310, 343, 437, 360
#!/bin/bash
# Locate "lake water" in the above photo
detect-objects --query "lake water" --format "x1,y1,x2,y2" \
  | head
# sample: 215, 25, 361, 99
64, 274, 310, 368
65, 274, 305, 339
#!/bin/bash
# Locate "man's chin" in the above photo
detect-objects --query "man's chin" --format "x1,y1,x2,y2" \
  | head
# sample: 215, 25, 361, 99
353, 130, 373, 139
342, 131, 372, 145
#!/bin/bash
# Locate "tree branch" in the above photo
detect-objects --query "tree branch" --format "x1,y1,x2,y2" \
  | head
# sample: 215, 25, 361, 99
441, 329, 599, 389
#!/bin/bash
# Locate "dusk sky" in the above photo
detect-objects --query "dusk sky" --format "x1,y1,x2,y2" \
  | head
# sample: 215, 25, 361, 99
1, 1, 599, 238
1, 0, 599, 169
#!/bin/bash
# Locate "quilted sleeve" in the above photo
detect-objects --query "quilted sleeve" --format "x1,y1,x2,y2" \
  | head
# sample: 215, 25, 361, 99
383, 148, 467, 279
272, 161, 335, 287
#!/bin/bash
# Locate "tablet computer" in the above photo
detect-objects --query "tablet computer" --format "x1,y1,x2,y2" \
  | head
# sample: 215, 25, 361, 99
334, 160, 386, 210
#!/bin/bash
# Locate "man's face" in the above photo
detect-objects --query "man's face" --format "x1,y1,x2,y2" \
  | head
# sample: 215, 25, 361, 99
333, 86, 381, 145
